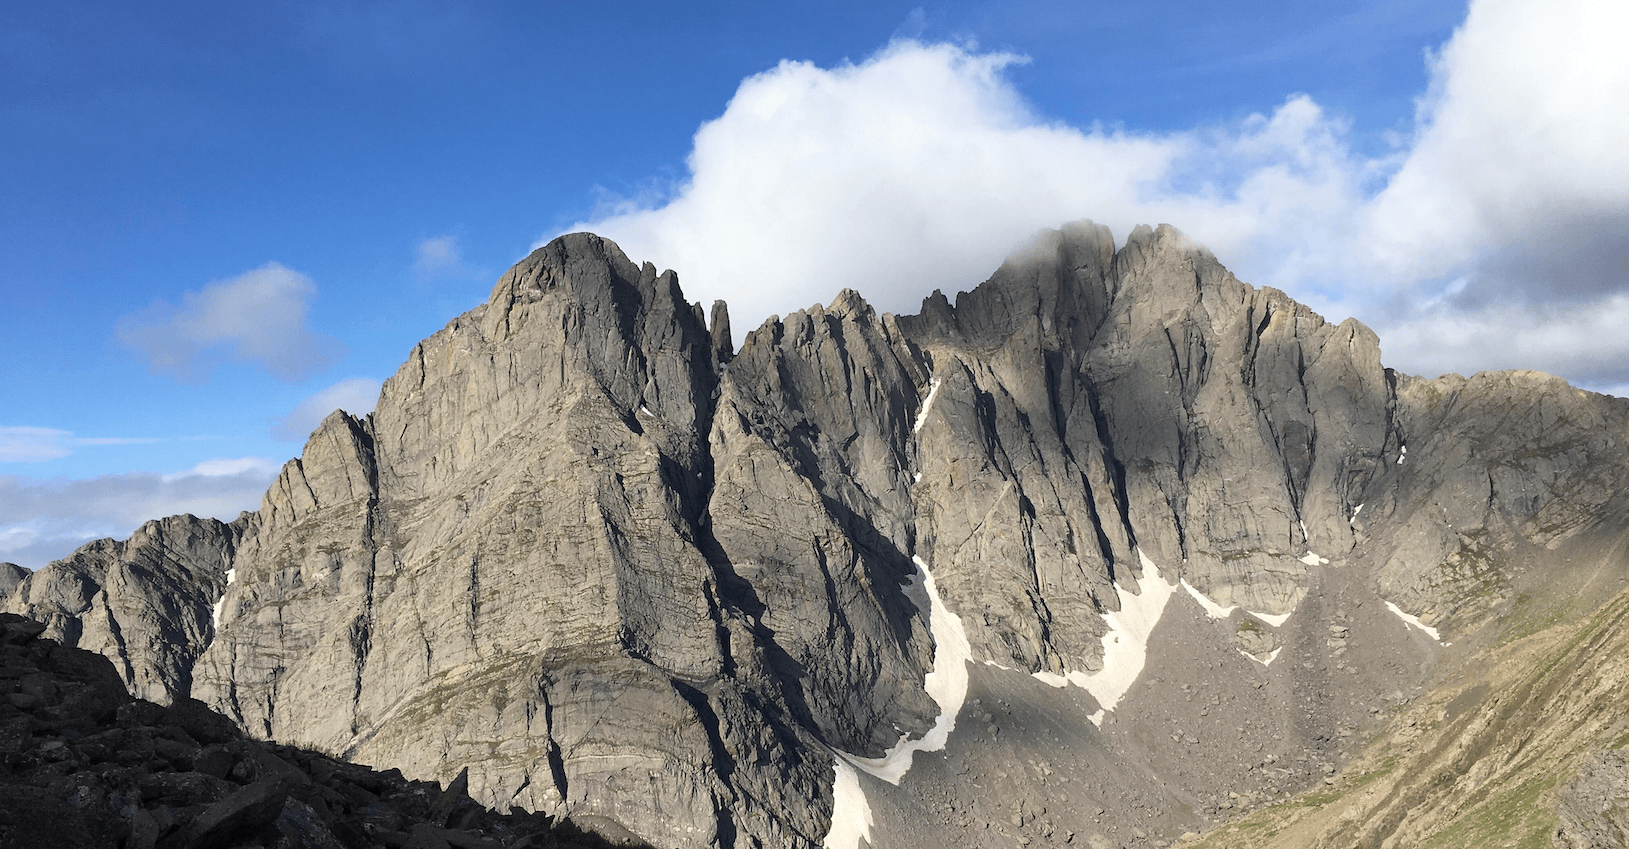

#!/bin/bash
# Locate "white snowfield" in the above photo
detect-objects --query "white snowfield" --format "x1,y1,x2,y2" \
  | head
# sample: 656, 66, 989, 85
1182, 579, 1237, 619
1384, 600, 1441, 642
823, 555, 972, 849
1251, 609, 1293, 628
913, 378, 943, 434
1239, 647, 1283, 666
1032, 549, 1178, 726
823, 760, 872, 849
1182, 577, 1297, 629
210, 567, 237, 631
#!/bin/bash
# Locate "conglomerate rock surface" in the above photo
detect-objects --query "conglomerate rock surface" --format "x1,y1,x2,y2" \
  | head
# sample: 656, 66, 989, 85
8, 222, 1629, 848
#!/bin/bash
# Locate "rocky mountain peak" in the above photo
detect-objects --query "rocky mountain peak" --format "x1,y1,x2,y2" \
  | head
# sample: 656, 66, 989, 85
8, 221, 1629, 849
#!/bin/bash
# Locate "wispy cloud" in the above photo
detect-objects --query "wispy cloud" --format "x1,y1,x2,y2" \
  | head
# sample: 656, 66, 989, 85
0, 428, 71, 463
270, 377, 382, 442
567, 0, 1629, 392
412, 234, 471, 282
0, 427, 161, 463
0, 458, 280, 569
116, 262, 346, 384
162, 456, 283, 481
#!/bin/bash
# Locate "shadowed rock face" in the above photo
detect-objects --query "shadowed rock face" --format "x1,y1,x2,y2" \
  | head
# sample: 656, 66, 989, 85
0, 612, 639, 849
8, 223, 1629, 849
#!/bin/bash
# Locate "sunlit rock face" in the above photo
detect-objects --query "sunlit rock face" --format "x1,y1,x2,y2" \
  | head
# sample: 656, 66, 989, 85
12, 222, 1629, 849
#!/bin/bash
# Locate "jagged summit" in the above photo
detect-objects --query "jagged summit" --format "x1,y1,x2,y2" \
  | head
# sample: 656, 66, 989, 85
8, 221, 1629, 849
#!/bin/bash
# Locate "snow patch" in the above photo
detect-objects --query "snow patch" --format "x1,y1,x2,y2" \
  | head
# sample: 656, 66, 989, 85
843, 556, 972, 783
912, 378, 942, 434
1250, 610, 1293, 628
1239, 647, 1283, 666
823, 759, 873, 849
638, 405, 653, 417
1298, 551, 1330, 566
1181, 580, 1237, 619
1082, 550, 1178, 712
1398, 444, 1408, 465
1032, 671, 1068, 688
1384, 600, 1441, 641
823, 555, 971, 848
1026, 549, 1178, 725
1179, 574, 1296, 627
211, 567, 238, 631
1351, 503, 1364, 523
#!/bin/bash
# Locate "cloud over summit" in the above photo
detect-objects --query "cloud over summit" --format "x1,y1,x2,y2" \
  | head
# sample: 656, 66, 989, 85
572, 0, 1629, 392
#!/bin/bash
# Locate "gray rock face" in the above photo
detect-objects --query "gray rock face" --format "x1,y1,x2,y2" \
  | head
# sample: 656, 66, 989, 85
0, 563, 26, 600
895, 221, 1392, 675
0, 612, 623, 849
18, 223, 1629, 849
1, 514, 240, 704
194, 234, 837, 849
1554, 750, 1629, 848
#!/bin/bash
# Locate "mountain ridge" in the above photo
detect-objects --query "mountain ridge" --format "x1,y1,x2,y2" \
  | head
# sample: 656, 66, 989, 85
8, 221, 1629, 849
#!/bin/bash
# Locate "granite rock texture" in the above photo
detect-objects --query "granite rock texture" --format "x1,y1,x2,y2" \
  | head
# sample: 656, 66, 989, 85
10, 223, 1629, 848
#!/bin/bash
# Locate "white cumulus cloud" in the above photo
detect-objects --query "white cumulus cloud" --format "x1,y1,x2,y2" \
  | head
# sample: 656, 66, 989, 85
116, 262, 346, 384
566, 0, 1629, 392
270, 377, 382, 442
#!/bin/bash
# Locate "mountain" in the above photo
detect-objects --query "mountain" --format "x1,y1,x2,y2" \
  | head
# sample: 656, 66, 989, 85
7, 222, 1629, 849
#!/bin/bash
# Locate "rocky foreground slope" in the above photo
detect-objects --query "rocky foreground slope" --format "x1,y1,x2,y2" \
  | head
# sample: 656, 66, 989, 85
0, 611, 636, 849
6, 221, 1629, 848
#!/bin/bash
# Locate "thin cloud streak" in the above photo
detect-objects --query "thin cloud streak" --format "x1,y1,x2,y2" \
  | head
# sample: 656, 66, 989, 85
0, 427, 162, 463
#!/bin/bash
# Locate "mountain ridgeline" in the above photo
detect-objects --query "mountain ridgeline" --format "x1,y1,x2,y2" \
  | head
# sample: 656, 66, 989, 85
8, 222, 1629, 849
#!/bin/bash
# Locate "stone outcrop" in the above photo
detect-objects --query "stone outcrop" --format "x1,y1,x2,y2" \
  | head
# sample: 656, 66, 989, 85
0, 612, 634, 849
0, 564, 25, 600
9, 222, 1629, 848
1556, 750, 1629, 849
1, 515, 242, 705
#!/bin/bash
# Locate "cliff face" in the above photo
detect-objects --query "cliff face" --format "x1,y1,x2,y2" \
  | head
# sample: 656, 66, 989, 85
9, 223, 1629, 849
2, 514, 242, 705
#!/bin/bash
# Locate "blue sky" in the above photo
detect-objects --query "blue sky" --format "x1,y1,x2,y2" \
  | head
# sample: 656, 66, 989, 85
4, 0, 1626, 568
